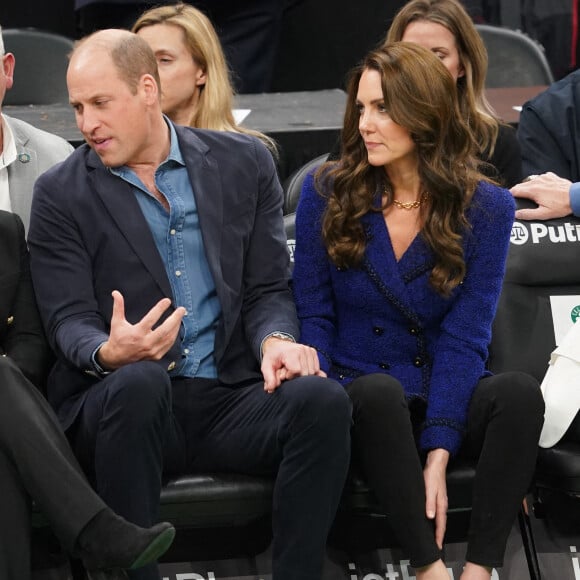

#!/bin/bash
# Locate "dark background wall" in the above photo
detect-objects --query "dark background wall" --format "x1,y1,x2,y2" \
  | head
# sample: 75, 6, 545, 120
0, 0, 420, 93
0, 0, 76, 38
0, 1, 573, 89
270, 0, 408, 91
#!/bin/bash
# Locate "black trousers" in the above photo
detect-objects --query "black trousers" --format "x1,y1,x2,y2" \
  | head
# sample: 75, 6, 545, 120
346, 371, 544, 569
0, 357, 105, 580
70, 361, 352, 580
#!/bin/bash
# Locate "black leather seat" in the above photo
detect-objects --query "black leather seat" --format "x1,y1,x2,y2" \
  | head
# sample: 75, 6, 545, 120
34, 203, 558, 577
159, 473, 274, 527
488, 199, 580, 576
282, 153, 328, 215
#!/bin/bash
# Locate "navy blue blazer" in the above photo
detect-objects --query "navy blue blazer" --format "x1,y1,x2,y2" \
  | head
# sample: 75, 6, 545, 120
28, 123, 298, 428
518, 69, 580, 181
293, 173, 515, 455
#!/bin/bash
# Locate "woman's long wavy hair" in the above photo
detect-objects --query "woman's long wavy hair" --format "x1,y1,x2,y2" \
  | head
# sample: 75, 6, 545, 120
132, 2, 276, 152
319, 42, 485, 296
386, 0, 501, 159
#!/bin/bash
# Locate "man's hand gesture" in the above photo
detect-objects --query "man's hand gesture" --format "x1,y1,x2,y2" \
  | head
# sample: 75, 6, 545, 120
97, 290, 186, 370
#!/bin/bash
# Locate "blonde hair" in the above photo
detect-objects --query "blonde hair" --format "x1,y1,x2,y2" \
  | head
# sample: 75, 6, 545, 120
132, 3, 276, 152
386, 0, 500, 157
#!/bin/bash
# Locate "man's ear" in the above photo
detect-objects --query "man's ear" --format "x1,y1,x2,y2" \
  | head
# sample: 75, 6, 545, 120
2, 53, 15, 91
140, 73, 159, 104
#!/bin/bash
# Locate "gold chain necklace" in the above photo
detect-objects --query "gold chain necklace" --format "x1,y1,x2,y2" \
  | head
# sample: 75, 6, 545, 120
391, 191, 429, 211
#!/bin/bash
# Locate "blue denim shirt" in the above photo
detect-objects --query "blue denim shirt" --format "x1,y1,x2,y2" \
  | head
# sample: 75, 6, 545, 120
110, 122, 220, 378
570, 182, 580, 217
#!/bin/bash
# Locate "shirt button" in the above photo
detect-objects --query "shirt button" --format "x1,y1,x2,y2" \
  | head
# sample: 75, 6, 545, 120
413, 357, 424, 367
167, 361, 176, 371
373, 326, 384, 336
184, 348, 190, 354
409, 326, 419, 335
379, 363, 390, 370
175, 270, 181, 277
170, 229, 176, 235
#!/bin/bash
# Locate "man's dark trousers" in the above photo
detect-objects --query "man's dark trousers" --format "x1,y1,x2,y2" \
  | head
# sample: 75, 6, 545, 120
71, 361, 352, 580
0, 357, 105, 580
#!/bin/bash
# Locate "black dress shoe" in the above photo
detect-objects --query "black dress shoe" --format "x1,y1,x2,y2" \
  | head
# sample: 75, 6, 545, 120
77, 508, 175, 572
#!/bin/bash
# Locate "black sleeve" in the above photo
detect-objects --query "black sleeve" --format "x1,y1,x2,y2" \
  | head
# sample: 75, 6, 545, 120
484, 123, 523, 188
3, 215, 53, 389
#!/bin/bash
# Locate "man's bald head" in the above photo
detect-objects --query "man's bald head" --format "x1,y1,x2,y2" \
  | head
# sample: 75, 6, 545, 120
71, 28, 161, 95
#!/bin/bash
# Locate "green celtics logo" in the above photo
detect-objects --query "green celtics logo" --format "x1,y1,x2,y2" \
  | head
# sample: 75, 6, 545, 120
571, 305, 580, 323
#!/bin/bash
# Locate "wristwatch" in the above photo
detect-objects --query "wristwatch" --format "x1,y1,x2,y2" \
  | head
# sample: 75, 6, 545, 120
260, 331, 296, 359
267, 331, 296, 343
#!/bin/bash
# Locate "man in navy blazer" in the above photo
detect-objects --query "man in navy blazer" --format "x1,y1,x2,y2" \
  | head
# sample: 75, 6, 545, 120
28, 29, 351, 580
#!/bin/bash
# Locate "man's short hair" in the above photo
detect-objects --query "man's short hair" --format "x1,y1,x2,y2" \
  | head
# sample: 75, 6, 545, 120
74, 30, 161, 96
111, 34, 160, 95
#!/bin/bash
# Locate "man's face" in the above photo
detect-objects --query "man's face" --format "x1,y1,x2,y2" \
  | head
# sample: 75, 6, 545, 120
67, 48, 156, 168
0, 52, 15, 107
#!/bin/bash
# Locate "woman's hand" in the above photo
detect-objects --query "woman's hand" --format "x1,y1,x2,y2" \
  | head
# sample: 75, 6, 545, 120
423, 448, 450, 549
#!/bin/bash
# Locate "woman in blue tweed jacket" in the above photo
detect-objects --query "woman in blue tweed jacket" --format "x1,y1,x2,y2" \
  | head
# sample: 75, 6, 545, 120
293, 43, 544, 580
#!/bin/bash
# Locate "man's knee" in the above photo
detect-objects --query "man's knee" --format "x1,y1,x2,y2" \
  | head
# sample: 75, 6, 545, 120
0, 357, 36, 405
281, 375, 352, 428
0, 355, 20, 377
101, 361, 172, 421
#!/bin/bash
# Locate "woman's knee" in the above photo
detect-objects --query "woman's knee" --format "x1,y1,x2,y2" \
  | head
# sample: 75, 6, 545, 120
487, 371, 543, 411
347, 373, 405, 407
476, 371, 544, 432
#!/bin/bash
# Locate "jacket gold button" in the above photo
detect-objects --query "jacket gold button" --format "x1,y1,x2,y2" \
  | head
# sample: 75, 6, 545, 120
7, 316, 14, 325
167, 361, 176, 371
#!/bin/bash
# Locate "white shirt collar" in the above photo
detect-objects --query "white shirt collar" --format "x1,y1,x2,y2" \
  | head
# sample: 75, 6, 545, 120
0, 114, 17, 212
0, 114, 17, 170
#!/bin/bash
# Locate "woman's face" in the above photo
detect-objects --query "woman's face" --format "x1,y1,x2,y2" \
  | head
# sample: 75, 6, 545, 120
137, 23, 206, 125
357, 68, 417, 171
401, 20, 465, 82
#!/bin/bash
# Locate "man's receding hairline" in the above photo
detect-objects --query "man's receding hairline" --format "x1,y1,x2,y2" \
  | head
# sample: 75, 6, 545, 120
72, 29, 135, 59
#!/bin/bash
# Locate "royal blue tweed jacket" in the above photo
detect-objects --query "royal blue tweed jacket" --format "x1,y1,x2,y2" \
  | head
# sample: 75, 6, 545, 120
293, 172, 515, 456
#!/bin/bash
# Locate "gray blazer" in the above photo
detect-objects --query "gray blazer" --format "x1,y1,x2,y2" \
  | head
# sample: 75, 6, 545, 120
5, 114, 74, 232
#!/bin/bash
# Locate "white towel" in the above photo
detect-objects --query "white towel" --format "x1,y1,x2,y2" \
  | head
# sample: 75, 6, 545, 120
539, 320, 580, 447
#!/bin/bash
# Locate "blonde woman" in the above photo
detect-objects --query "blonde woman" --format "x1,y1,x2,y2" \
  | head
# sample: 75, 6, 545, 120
132, 2, 276, 151
385, 0, 521, 187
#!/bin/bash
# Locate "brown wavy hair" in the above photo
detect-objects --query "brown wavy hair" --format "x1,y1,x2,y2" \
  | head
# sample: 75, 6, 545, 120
386, 0, 500, 159
318, 42, 485, 296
